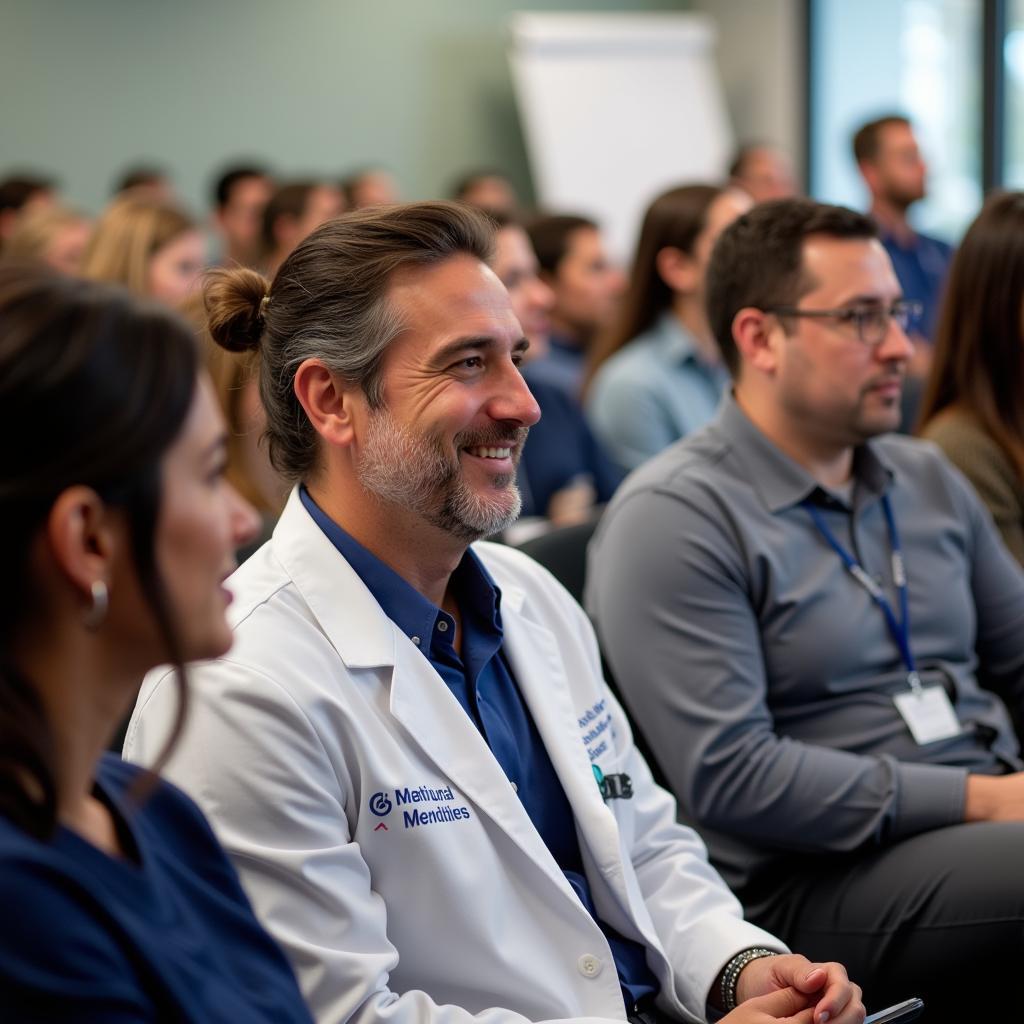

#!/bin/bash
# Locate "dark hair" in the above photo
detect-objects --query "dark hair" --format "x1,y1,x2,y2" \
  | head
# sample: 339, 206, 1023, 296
0, 174, 55, 216
205, 200, 495, 482
0, 267, 198, 839
705, 197, 877, 376
525, 214, 598, 276
918, 191, 1024, 476
113, 165, 169, 196
852, 114, 911, 165
260, 180, 317, 254
586, 184, 721, 384
213, 164, 271, 210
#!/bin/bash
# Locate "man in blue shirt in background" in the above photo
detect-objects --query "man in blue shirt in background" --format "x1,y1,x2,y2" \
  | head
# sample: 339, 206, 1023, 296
853, 115, 953, 430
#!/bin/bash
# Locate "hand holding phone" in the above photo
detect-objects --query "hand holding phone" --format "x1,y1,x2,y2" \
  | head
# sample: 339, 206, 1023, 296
863, 996, 924, 1023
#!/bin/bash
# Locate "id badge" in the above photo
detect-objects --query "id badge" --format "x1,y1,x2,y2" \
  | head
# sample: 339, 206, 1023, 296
893, 685, 962, 745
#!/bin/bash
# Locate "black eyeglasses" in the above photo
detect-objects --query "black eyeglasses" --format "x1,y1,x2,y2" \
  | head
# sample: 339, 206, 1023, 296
762, 299, 923, 346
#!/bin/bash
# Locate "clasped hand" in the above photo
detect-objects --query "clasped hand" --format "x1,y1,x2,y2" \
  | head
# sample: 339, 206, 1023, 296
722, 954, 864, 1024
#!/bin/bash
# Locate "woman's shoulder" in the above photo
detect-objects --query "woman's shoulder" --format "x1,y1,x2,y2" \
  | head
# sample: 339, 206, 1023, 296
925, 405, 995, 450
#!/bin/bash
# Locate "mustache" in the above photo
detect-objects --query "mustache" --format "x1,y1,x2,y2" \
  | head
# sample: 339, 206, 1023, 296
455, 426, 529, 449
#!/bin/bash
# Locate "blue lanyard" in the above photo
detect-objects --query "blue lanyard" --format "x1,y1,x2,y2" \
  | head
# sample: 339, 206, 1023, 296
801, 493, 922, 694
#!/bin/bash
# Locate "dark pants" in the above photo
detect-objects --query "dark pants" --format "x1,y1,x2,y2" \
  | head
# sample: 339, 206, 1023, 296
747, 823, 1024, 1024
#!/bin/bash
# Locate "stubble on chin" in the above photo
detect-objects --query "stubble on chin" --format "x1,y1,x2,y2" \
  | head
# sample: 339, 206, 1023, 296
357, 411, 526, 540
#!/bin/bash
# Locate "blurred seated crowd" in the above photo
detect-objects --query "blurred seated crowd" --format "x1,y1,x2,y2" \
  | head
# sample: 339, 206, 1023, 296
3, 112, 1024, 1024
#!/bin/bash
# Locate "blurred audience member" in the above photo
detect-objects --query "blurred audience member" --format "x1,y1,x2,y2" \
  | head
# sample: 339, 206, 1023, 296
261, 180, 345, 277
0, 266, 315, 1021
452, 168, 518, 217
82, 195, 206, 309
112, 164, 175, 202
341, 167, 399, 209
919, 191, 1024, 566
853, 115, 952, 345
0, 173, 56, 248
202, 336, 289, 557
523, 213, 625, 399
491, 215, 622, 528
729, 143, 798, 204
586, 184, 751, 473
588, 198, 1024, 1022
3, 205, 92, 275
212, 163, 274, 268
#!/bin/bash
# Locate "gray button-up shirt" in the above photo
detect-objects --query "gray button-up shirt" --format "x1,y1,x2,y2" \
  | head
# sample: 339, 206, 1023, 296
586, 395, 1024, 894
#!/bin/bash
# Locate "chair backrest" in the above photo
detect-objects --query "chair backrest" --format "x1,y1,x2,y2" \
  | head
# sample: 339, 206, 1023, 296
514, 516, 671, 789
514, 517, 599, 605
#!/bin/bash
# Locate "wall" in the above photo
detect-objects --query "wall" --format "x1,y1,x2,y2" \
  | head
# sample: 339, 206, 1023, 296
691, 0, 805, 185
1, 0, 691, 216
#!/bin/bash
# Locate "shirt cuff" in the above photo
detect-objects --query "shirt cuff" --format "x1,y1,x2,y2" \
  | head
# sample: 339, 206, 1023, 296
679, 917, 788, 1021
891, 760, 967, 840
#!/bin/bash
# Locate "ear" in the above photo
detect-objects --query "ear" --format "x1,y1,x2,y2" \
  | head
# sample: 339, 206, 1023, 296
655, 246, 698, 295
293, 357, 361, 450
732, 307, 782, 376
45, 486, 119, 604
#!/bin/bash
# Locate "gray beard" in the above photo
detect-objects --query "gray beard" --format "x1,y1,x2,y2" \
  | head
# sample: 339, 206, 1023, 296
357, 409, 524, 541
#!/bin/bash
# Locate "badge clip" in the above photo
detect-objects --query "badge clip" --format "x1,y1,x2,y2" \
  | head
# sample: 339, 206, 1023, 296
592, 764, 633, 801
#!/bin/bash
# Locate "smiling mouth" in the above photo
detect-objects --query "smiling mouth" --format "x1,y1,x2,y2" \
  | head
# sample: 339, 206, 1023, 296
466, 446, 512, 459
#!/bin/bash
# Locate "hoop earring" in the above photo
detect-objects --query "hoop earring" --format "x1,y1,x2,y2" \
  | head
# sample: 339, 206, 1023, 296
83, 579, 109, 631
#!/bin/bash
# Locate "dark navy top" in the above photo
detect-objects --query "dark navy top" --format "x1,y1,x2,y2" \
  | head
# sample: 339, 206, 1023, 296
517, 375, 624, 519
522, 334, 587, 399
878, 226, 953, 342
300, 488, 658, 1009
0, 755, 313, 1023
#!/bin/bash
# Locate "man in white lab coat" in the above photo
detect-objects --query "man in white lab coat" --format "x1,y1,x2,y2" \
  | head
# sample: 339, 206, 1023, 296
125, 203, 862, 1024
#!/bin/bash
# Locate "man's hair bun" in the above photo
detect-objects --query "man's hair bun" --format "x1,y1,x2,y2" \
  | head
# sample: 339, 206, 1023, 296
204, 266, 271, 353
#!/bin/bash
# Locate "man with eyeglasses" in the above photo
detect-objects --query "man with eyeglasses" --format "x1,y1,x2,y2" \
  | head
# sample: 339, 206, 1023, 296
586, 198, 1024, 1021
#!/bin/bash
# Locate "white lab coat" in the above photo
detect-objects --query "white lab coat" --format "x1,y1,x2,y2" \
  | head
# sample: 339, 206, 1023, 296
125, 489, 783, 1024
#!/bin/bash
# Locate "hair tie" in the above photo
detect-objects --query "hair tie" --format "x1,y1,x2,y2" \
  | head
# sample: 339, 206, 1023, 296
259, 293, 271, 319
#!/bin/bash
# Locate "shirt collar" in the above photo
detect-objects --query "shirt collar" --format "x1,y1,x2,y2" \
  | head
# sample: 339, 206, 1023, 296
652, 311, 725, 374
298, 486, 502, 647
873, 219, 922, 253
715, 394, 895, 514
652, 311, 699, 363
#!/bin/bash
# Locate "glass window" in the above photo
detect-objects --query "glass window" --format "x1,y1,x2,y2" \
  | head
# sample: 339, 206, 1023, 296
1003, 1, 1024, 185
810, 0, 982, 243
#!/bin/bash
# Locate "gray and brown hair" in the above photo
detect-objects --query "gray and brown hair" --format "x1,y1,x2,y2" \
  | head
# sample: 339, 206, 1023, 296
204, 200, 496, 482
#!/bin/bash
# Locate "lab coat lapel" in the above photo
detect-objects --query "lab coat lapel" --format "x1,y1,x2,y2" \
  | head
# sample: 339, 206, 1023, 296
275, 492, 595, 914
499, 598, 624, 875
387, 633, 589, 908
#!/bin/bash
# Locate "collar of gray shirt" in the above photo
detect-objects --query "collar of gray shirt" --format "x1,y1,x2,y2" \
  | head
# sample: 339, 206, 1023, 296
716, 394, 895, 514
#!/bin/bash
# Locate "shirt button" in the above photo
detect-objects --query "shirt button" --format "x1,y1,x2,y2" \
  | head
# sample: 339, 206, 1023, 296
411, 636, 421, 646
437, 620, 449, 632
577, 954, 602, 978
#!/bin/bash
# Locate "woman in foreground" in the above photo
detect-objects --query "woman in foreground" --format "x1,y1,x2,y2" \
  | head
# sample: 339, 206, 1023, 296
0, 266, 313, 1021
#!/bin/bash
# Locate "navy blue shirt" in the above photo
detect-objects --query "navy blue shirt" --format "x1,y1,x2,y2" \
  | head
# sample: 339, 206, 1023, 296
522, 334, 587, 400
300, 488, 658, 1008
878, 226, 953, 342
0, 755, 313, 1023
518, 375, 624, 518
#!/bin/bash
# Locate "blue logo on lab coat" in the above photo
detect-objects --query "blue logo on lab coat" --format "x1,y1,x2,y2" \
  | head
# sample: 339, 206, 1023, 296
369, 791, 393, 816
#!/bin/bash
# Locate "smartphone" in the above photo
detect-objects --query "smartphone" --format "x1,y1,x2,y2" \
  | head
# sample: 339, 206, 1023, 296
863, 997, 924, 1023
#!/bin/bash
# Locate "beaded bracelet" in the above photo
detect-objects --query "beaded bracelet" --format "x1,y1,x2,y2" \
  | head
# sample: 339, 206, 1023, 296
720, 947, 779, 1012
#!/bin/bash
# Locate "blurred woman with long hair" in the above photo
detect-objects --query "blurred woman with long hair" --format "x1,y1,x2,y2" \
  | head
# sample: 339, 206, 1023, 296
0, 267, 313, 1020
81, 194, 206, 308
918, 191, 1024, 565
585, 183, 750, 472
